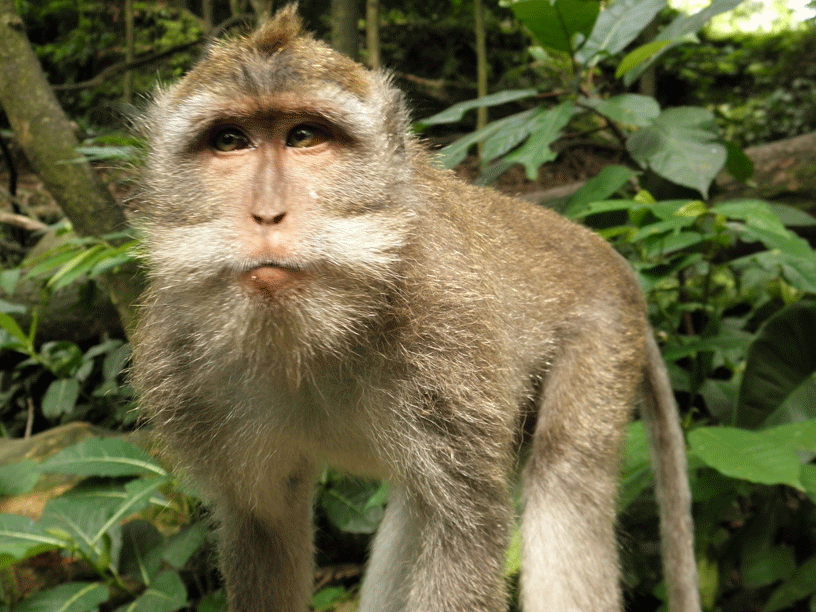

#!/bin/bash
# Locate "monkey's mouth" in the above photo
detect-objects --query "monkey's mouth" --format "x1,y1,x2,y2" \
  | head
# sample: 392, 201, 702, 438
238, 262, 308, 297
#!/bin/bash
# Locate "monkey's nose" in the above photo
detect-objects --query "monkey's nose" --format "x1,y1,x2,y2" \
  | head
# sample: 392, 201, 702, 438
252, 212, 287, 225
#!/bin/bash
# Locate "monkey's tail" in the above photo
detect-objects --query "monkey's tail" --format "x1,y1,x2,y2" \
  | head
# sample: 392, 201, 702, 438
641, 332, 702, 612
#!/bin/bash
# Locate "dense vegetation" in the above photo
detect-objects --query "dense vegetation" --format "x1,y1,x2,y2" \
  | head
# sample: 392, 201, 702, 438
0, 0, 815, 611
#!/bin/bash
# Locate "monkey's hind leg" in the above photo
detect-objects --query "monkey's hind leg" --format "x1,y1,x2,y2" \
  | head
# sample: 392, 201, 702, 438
358, 485, 421, 612
519, 334, 638, 612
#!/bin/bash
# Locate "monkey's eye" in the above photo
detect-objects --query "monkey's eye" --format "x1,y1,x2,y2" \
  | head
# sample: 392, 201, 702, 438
210, 126, 251, 152
286, 125, 329, 148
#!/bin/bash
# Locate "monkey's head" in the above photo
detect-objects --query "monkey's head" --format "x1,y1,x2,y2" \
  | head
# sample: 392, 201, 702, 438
137, 4, 415, 314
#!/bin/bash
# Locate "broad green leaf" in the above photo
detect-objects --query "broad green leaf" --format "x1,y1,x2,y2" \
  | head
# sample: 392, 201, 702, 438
0, 459, 41, 496
511, 0, 600, 54
0, 311, 29, 346
320, 478, 385, 534
417, 89, 537, 127
0, 514, 63, 568
504, 101, 575, 179
626, 107, 726, 197
438, 108, 538, 168
623, 0, 748, 85
764, 555, 816, 612
312, 586, 349, 611
723, 141, 754, 182
13, 581, 108, 612
770, 203, 816, 227
575, 0, 666, 66
41, 378, 81, 419
196, 591, 227, 612
618, 421, 653, 510
562, 164, 638, 218
162, 521, 209, 568
737, 301, 816, 428
688, 427, 802, 490
741, 546, 796, 588
0, 268, 20, 295
482, 106, 552, 163
616, 39, 676, 79
763, 419, 816, 454
40, 438, 167, 477
582, 94, 660, 127
120, 520, 164, 583
124, 570, 188, 612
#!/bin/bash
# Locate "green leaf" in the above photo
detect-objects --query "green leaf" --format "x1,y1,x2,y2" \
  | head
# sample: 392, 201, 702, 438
312, 586, 349, 611
618, 421, 653, 510
196, 591, 227, 612
120, 520, 164, 583
616, 39, 675, 79
40, 438, 167, 477
320, 478, 385, 534
0, 268, 20, 295
562, 165, 638, 218
511, 0, 600, 54
504, 524, 522, 576
0, 312, 30, 346
741, 546, 796, 588
438, 108, 538, 168
626, 107, 726, 198
582, 94, 660, 127
0, 513, 63, 568
623, 0, 748, 86
0, 459, 41, 496
162, 521, 209, 568
416, 89, 538, 127
125, 570, 188, 612
737, 301, 816, 428
13, 581, 108, 612
762, 419, 816, 454
482, 106, 553, 163
688, 427, 802, 490
575, 0, 666, 66
41, 378, 81, 419
504, 101, 575, 179
764, 555, 816, 612
723, 141, 754, 182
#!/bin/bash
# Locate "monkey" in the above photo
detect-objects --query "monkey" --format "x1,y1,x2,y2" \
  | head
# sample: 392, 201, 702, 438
131, 6, 701, 612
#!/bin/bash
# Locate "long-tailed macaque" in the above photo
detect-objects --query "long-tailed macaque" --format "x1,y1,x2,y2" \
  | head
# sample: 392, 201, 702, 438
132, 6, 701, 612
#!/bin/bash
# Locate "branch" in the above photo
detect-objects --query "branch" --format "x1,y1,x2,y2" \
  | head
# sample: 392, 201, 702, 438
0, 211, 47, 232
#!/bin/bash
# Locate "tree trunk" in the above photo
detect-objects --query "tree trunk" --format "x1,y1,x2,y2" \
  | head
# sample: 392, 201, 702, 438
0, 0, 143, 333
331, 0, 360, 60
473, 0, 488, 161
365, 0, 380, 69
124, 0, 134, 103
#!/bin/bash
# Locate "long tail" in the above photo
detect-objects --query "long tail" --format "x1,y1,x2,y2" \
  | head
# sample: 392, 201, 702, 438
641, 332, 702, 612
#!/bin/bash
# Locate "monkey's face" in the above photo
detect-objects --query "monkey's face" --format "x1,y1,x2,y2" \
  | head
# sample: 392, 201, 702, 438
138, 52, 414, 310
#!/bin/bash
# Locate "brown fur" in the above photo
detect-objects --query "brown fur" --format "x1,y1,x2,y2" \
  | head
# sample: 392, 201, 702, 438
132, 6, 700, 612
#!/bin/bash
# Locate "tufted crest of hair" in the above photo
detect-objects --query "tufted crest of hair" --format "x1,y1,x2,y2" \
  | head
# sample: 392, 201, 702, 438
250, 3, 304, 54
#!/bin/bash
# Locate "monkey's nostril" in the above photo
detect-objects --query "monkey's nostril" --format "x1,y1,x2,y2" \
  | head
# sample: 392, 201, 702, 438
252, 212, 287, 225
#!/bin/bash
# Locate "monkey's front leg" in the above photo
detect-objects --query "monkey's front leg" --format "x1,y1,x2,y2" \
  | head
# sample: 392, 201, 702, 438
362, 422, 513, 612
213, 462, 316, 612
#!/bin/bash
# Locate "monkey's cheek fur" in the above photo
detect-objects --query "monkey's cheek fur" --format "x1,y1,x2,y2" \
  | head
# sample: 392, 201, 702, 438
239, 266, 306, 298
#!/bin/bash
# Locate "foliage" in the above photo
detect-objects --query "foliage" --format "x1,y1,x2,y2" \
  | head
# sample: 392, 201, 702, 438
0, 227, 137, 436
20, 0, 204, 125
0, 438, 205, 612
658, 26, 816, 146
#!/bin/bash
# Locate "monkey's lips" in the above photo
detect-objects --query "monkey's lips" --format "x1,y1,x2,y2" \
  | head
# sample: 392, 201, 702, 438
239, 264, 306, 297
